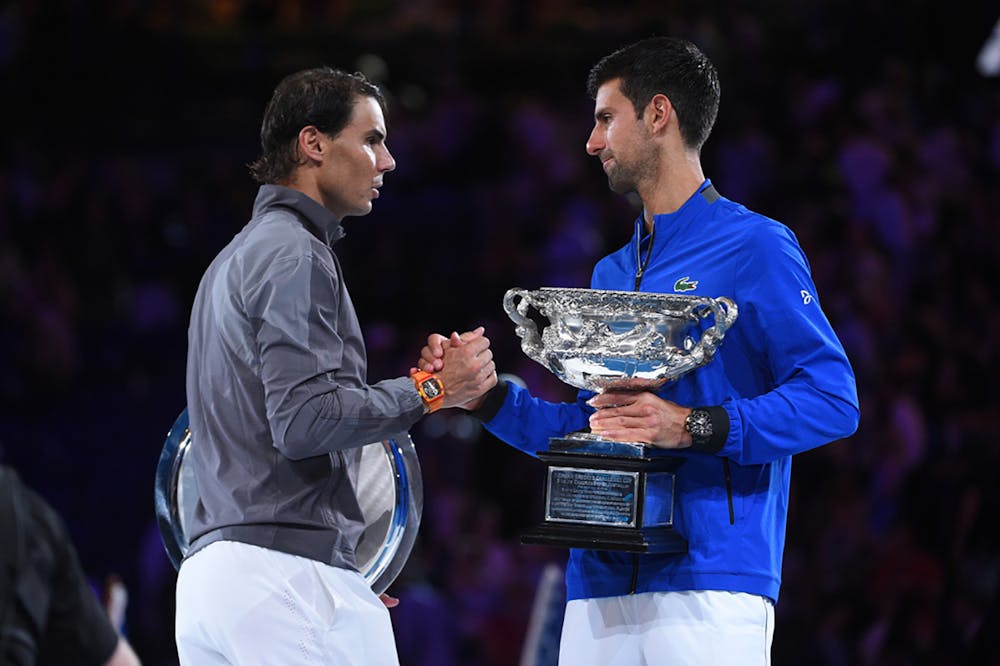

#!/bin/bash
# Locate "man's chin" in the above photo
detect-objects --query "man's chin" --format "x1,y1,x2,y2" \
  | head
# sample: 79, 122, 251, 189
342, 203, 374, 219
607, 177, 634, 195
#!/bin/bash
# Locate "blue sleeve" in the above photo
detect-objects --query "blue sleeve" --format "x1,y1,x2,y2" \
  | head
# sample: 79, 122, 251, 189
720, 224, 859, 465
483, 383, 594, 457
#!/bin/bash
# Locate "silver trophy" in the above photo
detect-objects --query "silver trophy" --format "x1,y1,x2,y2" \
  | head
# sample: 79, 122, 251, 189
504, 287, 737, 553
154, 409, 422, 595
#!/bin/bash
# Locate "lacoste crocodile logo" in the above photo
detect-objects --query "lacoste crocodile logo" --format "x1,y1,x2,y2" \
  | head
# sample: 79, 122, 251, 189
673, 276, 698, 292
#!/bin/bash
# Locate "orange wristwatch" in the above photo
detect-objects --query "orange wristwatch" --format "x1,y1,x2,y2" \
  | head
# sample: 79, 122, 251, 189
411, 370, 445, 412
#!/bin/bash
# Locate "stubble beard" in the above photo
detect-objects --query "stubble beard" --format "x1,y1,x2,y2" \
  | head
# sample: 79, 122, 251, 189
607, 138, 658, 197
607, 165, 637, 195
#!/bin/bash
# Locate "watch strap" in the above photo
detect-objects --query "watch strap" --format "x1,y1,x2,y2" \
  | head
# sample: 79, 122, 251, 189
688, 405, 730, 454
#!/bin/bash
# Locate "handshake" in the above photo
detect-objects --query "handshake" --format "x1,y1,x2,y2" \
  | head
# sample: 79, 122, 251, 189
410, 326, 497, 411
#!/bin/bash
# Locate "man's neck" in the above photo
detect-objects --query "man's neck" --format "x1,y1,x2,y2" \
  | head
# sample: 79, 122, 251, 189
640, 152, 705, 231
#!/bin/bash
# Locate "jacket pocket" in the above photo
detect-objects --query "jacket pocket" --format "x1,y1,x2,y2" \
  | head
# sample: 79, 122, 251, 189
723, 459, 735, 525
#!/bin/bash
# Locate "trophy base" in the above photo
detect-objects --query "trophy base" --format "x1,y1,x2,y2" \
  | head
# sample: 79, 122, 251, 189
521, 522, 687, 554
521, 436, 688, 555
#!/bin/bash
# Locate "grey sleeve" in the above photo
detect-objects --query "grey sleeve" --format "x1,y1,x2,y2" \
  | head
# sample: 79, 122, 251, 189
249, 253, 424, 460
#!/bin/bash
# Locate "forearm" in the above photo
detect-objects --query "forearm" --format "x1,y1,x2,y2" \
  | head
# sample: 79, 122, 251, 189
480, 381, 593, 456
272, 376, 425, 459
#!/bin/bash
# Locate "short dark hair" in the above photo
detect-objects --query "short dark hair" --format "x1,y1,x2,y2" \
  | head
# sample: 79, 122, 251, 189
248, 67, 387, 184
586, 37, 720, 152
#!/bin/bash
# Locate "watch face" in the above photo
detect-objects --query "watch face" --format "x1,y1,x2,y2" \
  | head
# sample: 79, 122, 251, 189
687, 409, 713, 439
421, 378, 443, 399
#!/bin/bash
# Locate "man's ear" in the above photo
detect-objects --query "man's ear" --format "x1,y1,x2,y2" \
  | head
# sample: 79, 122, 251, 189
297, 126, 324, 163
646, 94, 673, 134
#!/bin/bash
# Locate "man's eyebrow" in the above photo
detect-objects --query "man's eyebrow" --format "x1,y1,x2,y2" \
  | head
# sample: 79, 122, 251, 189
367, 128, 386, 140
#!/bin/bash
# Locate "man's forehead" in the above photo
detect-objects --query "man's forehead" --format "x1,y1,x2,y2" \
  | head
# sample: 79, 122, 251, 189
348, 95, 387, 132
594, 79, 627, 108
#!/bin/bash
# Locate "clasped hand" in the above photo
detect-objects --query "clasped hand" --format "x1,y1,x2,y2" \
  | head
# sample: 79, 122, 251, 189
414, 326, 497, 410
586, 391, 694, 450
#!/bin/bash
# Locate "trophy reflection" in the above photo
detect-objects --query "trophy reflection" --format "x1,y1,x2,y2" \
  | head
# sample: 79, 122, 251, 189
503, 288, 737, 553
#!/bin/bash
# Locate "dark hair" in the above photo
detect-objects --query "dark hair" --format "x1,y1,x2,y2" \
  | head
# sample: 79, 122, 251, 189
586, 37, 720, 152
248, 67, 387, 184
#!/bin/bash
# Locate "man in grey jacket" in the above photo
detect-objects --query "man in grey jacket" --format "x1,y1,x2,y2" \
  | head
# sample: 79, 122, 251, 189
174, 67, 496, 665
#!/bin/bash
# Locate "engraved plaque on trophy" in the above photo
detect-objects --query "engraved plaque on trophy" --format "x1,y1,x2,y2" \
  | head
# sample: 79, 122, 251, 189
503, 287, 737, 553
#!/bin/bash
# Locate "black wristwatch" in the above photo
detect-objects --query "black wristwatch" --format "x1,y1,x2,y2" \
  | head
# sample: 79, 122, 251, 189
685, 408, 714, 447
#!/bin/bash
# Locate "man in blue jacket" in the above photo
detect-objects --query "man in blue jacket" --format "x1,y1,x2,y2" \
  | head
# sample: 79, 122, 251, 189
418, 37, 859, 664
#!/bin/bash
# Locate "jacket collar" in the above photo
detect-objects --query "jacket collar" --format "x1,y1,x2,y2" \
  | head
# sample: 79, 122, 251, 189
634, 179, 718, 250
252, 184, 346, 246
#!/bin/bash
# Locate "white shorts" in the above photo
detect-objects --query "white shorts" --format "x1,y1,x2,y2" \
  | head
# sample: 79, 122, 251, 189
559, 590, 774, 666
175, 540, 399, 665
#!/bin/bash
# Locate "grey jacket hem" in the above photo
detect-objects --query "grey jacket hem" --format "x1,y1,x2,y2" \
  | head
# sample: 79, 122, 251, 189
186, 524, 359, 571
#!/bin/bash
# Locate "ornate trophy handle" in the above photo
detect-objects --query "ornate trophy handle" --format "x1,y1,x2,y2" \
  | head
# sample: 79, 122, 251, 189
692, 296, 738, 358
503, 288, 546, 365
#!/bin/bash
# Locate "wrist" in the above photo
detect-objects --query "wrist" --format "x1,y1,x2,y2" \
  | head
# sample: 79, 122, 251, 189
470, 380, 509, 422
460, 393, 487, 412
410, 370, 445, 413
684, 405, 729, 453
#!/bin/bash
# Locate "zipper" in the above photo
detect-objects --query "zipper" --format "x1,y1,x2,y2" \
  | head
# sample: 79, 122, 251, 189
633, 218, 656, 291
723, 459, 735, 525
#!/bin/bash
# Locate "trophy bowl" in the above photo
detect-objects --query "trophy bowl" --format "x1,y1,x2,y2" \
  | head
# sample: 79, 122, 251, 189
503, 288, 737, 392
154, 409, 423, 595
503, 287, 738, 553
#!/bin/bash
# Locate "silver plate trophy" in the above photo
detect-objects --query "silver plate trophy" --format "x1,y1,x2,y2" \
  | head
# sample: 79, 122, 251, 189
504, 287, 737, 553
154, 409, 423, 595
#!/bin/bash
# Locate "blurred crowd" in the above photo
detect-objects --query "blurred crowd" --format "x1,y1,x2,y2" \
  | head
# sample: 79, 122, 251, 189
1, 1, 998, 664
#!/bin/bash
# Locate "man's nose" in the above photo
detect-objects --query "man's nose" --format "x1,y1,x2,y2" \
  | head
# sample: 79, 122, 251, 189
380, 147, 396, 173
586, 126, 604, 156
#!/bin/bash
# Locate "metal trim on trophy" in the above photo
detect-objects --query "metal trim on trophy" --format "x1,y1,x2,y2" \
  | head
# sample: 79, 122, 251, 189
153, 409, 423, 595
503, 287, 738, 554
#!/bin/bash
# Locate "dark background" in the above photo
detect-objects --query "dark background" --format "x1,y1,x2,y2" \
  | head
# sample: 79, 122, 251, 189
1, 2, 998, 664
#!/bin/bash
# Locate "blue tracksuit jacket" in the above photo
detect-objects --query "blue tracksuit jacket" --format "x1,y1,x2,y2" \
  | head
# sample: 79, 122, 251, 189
484, 180, 859, 603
